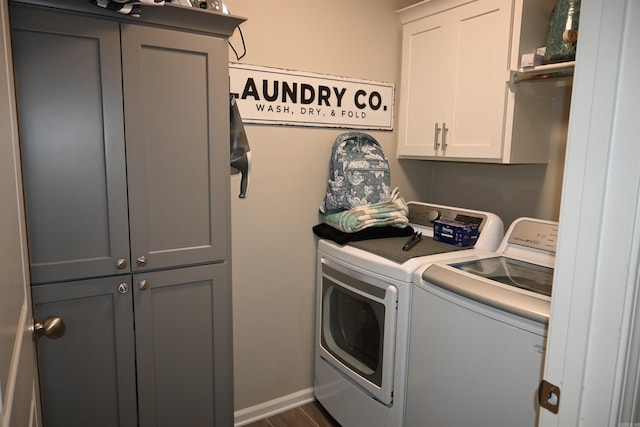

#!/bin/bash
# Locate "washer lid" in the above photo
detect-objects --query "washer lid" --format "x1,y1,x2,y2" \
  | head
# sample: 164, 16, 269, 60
421, 262, 551, 324
450, 256, 553, 297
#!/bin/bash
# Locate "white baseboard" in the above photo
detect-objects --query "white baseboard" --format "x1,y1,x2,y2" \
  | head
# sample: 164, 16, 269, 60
234, 387, 315, 426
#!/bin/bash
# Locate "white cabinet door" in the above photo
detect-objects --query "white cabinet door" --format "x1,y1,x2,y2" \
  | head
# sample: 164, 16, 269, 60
445, 0, 511, 159
398, 0, 511, 160
397, 9, 454, 158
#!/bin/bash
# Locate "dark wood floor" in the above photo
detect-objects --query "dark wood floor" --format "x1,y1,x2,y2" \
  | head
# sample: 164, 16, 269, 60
243, 401, 340, 427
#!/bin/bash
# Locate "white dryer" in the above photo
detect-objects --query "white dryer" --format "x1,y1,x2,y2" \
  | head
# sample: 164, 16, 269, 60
406, 217, 558, 427
314, 202, 504, 427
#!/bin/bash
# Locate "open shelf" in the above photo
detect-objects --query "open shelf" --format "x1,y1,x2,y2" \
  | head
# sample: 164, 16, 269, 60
511, 61, 575, 83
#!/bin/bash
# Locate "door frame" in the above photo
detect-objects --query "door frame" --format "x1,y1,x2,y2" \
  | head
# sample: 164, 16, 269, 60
539, 0, 640, 425
0, 1, 42, 425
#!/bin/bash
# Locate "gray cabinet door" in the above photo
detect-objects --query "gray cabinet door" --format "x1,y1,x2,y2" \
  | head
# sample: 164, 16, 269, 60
10, 6, 131, 284
121, 24, 231, 272
133, 264, 233, 427
32, 277, 137, 427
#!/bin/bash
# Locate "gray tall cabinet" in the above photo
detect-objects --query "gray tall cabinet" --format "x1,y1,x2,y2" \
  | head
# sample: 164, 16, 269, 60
9, 1, 244, 426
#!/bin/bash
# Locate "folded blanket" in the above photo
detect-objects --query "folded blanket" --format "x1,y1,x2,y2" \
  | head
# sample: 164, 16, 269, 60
312, 223, 414, 245
322, 187, 409, 233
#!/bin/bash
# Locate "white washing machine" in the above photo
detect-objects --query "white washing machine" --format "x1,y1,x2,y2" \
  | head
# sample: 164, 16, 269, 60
406, 217, 558, 427
314, 202, 504, 427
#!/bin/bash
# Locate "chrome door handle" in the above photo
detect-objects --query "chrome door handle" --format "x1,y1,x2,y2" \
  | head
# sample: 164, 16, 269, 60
433, 122, 441, 151
33, 317, 65, 340
441, 123, 448, 151
116, 258, 127, 269
136, 256, 147, 267
138, 279, 149, 291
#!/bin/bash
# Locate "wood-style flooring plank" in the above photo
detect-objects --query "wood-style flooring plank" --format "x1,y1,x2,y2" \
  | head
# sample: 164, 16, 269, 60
299, 402, 340, 427
267, 407, 313, 427
242, 400, 340, 427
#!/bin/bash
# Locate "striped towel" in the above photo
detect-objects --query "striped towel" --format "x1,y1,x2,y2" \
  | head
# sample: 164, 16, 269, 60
89, 0, 165, 18
322, 187, 409, 233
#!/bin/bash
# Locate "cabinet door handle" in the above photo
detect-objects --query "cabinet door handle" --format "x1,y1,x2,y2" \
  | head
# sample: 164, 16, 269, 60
441, 123, 448, 150
136, 256, 147, 267
433, 122, 441, 151
116, 258, 127, 269
138, 279, 149, 291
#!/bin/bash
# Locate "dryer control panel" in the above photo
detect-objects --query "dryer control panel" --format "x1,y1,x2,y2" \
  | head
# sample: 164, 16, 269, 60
407, 202, 488, 232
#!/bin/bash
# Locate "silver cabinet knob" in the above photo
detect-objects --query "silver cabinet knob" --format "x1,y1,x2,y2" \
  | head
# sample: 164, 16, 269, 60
118, 283, 129, 294
136, 256, 147, 267
116, 258, 127, 269
34, 317, 65, 340
138, 279, 149, 291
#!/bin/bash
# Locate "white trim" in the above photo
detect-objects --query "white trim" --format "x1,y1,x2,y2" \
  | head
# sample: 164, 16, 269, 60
616, 192, 640, 424
234, 388, 315, 427
1, 303, 28, 427
539, 0, 640, 425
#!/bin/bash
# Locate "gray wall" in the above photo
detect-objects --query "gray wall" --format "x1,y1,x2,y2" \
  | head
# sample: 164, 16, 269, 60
228, 0, 568, 411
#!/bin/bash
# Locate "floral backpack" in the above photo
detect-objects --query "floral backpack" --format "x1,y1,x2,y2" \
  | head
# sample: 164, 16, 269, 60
319, 132, 391, 214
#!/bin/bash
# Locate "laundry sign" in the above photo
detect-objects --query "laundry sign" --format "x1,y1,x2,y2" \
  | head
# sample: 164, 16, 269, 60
229, 63, 394, 130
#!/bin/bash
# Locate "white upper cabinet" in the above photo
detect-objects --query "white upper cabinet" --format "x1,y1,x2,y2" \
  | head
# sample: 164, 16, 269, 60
397, 0, 560, 163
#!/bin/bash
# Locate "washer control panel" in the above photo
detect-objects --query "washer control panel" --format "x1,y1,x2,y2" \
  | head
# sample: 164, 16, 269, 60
507, 219, 559, 253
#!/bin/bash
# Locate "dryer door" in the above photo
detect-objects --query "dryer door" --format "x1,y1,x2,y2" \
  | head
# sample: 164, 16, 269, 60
318, 260, 397, 405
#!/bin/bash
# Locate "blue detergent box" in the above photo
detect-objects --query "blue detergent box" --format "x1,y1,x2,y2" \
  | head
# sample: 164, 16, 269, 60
433, 219, 479, 247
